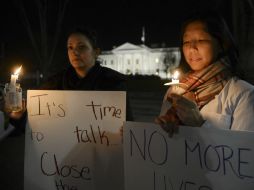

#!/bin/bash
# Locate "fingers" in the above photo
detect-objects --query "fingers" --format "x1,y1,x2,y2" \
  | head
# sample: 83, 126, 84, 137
171, 93, 197, 108
154, 116, 179, 138
166, 96, 173, 103
175, 106, 204, 127
170, 93, 204, 127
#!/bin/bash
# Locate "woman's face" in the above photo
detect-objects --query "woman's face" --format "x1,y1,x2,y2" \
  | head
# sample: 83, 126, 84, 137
182, 21, 220, 71
67, 33, 97, 71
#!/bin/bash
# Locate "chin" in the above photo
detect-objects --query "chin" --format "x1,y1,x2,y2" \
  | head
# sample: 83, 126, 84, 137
191, 66, 207, 71
71, 62, 85, 68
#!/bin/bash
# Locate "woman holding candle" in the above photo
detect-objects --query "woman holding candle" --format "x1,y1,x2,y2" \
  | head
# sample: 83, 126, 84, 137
156, 10, 254, 136
9, 26, 132, 132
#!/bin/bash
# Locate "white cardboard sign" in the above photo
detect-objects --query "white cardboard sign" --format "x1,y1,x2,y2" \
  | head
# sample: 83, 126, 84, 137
25, 90, 126, 190
124, 121, 254, 190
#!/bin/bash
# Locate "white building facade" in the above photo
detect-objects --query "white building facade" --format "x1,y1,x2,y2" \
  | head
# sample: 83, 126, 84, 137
99, 42, 181, 79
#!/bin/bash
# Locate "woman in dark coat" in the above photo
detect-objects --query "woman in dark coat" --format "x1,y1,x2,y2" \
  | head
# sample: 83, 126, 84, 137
41, 26, 126, 91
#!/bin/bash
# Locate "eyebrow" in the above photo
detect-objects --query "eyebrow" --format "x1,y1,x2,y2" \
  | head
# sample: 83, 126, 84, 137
67, 42, 87, 46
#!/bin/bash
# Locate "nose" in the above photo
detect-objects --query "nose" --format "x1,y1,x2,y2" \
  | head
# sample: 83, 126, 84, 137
189, 40, 198, 49
71, 48, 80, 56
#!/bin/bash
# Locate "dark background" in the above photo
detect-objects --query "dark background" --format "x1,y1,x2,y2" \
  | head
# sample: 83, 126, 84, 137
0, 1, 253, 190
0, 0, 237, 87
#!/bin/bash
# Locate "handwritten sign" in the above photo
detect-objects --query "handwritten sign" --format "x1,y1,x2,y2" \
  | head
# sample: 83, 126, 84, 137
123, 121, 254, 190
24, 90, 126, 190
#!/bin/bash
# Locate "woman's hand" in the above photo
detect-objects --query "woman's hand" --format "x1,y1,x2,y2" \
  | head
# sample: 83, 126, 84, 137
155, 107, 180, 137
155, 93, 205, 137
171, 93, 204, 127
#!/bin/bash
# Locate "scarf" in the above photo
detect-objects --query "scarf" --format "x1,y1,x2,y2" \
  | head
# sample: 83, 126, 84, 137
160, 57, 232, 125
172, 57, 232, 109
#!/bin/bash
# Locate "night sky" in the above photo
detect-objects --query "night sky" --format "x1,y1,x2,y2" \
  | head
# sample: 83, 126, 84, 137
0, 0, 232, 80
63, 0, 232, 49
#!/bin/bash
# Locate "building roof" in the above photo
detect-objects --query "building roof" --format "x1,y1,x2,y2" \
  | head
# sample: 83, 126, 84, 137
112, 42, 150, 52
100, 42, 179, 55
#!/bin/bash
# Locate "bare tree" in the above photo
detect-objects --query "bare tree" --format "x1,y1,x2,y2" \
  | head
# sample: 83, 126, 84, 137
13, 0, 70, 86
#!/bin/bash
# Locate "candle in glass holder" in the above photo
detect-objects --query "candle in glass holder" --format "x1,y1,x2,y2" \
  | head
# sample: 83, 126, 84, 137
164, 70, 180, 86
4, 66, 22, 112
171, 71, 179, 84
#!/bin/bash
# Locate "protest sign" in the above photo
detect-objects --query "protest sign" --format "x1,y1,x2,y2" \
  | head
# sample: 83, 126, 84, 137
124, 121, 254, 190
25, 90, 126, 190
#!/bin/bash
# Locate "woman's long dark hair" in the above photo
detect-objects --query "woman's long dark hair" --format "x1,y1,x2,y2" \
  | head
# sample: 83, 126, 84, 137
178, 10, 240, 76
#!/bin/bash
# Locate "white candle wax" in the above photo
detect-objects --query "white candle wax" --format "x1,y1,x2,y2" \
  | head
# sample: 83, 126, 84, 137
5, 66, 22, 112
171, 71, 180, 84
172, 79, 179, 84
164, 70, 180, 86
10, 74, 18, 87
10, 66, 22, 87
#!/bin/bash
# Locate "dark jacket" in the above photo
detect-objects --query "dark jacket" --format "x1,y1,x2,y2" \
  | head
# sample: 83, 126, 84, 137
40, 62, 126, 91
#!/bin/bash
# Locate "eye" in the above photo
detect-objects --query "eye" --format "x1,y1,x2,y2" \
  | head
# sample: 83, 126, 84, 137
182, 41, 191, 47
67, 46, 73, 50
78, 45, 87, 51
198, 39, 211, 43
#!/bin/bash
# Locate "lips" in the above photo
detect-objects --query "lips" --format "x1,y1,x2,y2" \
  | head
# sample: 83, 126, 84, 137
190, 57, 202, 62
72, 58, 81, 62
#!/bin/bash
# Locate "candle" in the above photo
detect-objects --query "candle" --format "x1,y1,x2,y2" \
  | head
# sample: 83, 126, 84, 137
164, 70, 180, 86
10, 66, 22, 87
172, 70, 179, 84
4, 65, 23, 112
10, 74, 18, 87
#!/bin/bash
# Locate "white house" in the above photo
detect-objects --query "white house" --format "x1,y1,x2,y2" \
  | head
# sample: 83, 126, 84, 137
99, 42, 181, 79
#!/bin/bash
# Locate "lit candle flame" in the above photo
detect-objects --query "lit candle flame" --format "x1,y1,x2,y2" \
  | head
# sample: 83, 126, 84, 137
172, 70, 179, 80
10, 65, 22, 87
164, 70, 180, 86
14, 66, 22, 75
171, 70, 180, 84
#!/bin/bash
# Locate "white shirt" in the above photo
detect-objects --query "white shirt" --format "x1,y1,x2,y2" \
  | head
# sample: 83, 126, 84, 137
161, 77, 254, 131
200, 77, 254, 131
